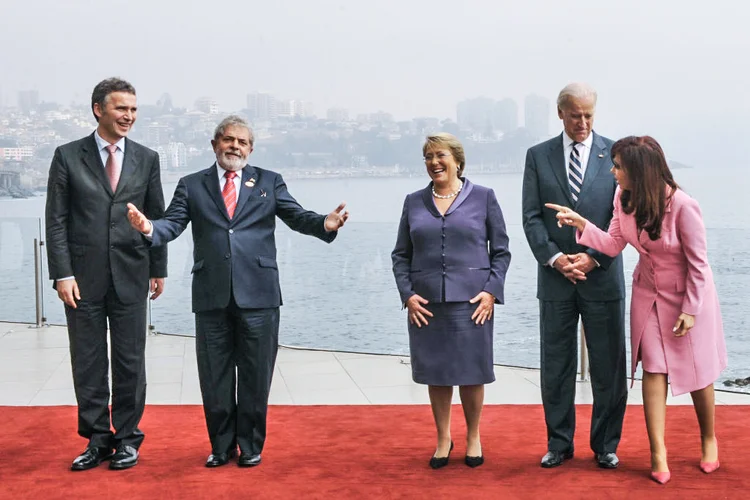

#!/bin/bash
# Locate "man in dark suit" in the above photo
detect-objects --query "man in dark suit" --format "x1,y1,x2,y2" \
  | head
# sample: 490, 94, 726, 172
126, 115, 348, 468
522, 83, 627, 469
45, 77, 167, 471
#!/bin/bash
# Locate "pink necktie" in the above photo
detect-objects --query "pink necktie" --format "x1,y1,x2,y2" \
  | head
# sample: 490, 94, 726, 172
105, 144, 121, 192
223, 171, 237, 218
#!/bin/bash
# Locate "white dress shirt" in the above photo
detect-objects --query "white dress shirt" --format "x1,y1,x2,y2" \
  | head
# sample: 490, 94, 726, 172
94, 130, 126, 169
547, 131, 596, 268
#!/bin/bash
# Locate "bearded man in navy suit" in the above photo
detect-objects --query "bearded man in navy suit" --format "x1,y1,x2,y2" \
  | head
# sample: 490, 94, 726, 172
127, 115, 348, 467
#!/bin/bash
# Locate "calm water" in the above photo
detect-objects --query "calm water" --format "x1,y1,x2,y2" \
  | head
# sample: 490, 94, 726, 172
1, 167, 747, 390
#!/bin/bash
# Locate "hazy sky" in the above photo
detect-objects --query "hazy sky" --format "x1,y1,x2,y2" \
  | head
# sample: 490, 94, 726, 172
1, 0, 748, 167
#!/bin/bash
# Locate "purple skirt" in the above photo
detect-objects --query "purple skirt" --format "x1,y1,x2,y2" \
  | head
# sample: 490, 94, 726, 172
408, 301, 495, 386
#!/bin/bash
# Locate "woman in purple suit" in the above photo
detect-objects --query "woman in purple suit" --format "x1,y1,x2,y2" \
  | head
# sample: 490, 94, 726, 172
392, 133, 511, 469
547, 136, 727, 484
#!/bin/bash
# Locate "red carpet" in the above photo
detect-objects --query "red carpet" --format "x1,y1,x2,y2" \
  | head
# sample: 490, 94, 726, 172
0, 405, 746, 499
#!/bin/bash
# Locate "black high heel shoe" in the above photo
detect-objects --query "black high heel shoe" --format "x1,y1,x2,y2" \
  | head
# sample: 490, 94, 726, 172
465, 454, 484, 468
429, 441, 454, 469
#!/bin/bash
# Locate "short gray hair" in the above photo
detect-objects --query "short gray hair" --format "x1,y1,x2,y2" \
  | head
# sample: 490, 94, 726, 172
557, 82, 598, 109
213, 115, 255, 145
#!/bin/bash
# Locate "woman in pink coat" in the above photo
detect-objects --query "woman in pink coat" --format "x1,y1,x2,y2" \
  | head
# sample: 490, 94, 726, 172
546, 136, 727, 485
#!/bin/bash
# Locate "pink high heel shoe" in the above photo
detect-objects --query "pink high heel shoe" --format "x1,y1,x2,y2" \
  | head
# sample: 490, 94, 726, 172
650, 471, 671, 484
700, 460, 720, 474
700, 441, 720, 473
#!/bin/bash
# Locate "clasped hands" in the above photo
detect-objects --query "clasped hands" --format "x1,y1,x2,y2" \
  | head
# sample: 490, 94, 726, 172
406, 291, 494, 328
553, 253, 596, 284
543, 203, 594, 284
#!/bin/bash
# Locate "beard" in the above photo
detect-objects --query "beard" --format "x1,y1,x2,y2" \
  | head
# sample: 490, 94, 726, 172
216, 150, 246, 171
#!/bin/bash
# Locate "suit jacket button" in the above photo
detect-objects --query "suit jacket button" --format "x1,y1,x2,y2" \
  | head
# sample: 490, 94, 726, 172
225, 253, 230, 259
229, 229, 234, 234
442, 272, 446, 276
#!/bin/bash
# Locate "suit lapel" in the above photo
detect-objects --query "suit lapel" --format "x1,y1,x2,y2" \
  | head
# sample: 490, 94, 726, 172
420, 184, 441, 218
576, 133, 608, 204
546, 134, 575, 206
233, 166, 258, 219
114, 138, 139, 197
203, 164, 231, 222
80, 134, 113, 196
444, 178, 474, 215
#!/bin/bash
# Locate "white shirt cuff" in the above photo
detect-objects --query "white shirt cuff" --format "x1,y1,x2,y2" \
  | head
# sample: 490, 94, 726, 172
547, 252, 563, 267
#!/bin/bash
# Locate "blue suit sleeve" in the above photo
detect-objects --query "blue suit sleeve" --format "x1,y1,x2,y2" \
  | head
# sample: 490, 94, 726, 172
484, 189, 511, 304
149, 178, 191, 247
274, 173, 336, 243
391, 196, 415, 306
522, 148, 562, 265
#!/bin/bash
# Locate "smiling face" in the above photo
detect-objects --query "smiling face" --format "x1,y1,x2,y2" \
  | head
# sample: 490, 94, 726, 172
211, 124, 254, 171
424, 146, 460, 187
610, 154, 631, 190
94, 91, 137, 143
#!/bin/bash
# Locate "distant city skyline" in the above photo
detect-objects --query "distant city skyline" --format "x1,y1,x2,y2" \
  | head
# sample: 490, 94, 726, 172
1, 86, 560, 134
1, 0, 749, 169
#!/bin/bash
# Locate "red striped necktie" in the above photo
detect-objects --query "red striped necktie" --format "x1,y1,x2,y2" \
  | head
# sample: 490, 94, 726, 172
222, 170, 237, 218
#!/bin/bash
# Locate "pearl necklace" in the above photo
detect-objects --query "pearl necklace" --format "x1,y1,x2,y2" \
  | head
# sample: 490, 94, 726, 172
432, 180, 463, 199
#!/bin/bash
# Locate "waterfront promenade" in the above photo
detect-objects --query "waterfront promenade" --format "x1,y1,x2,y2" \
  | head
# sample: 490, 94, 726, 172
2, 321, 748, 407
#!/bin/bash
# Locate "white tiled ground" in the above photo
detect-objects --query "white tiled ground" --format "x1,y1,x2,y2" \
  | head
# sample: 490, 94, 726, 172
1, 322, 748, 406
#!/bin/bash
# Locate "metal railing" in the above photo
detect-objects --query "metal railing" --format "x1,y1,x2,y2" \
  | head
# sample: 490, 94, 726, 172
32, 236, 46, 327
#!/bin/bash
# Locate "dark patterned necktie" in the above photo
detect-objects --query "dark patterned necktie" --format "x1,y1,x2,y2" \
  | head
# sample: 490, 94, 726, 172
568, 142, 583, 202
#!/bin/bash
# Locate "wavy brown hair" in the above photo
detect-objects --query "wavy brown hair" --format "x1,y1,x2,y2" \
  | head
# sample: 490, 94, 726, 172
611, 136, 678, 241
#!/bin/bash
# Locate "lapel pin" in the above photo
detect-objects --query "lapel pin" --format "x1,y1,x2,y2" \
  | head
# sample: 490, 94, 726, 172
245, 178, 256, 187
598, 153, 604, 158
260, 189, 267, 197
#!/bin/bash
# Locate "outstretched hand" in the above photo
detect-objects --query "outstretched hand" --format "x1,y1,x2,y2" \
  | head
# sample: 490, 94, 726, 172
324, 202, 349, 232
545, 203, 587, 232
127, 203, 152, 234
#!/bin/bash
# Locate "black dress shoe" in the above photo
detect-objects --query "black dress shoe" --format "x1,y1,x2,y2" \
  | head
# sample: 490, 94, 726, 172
540, 449, 574, 468
71, 447, 114, 471
465, 455, 484, 468
594, 452, 619, 469
429, 441, 454, 469
109, 445, 139, 470
206, 449, 237, 468
238, 452, 262, 467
